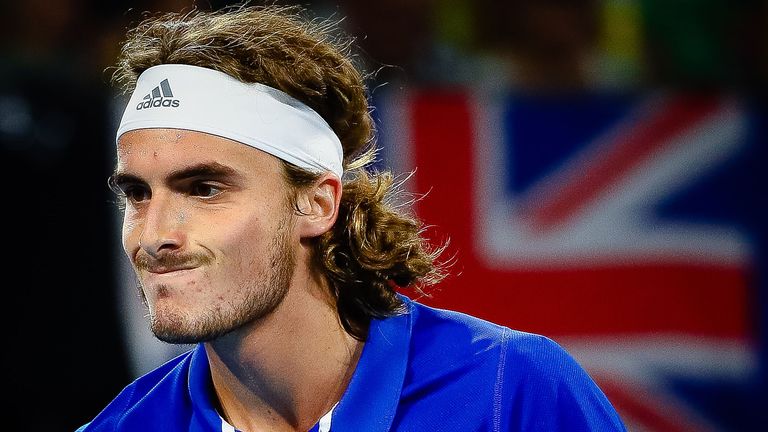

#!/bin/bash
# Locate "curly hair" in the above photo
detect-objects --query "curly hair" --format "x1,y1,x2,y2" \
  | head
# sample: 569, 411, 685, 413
112, 4, 446, 339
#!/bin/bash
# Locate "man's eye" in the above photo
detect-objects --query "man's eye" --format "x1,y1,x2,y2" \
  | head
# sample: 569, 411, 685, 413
123, 186, 151, 203
190, 183, 223, 198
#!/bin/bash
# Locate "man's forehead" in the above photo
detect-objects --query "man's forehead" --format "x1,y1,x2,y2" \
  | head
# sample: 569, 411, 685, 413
115, 128, 282, 178
117, 129, 224, 153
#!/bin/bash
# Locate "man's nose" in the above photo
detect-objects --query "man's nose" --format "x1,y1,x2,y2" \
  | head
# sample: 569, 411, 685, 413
138, 193, 186, 259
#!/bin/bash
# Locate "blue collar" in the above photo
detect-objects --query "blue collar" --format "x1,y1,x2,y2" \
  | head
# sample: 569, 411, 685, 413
332, 306, 412, 430
185, 303, 413, 431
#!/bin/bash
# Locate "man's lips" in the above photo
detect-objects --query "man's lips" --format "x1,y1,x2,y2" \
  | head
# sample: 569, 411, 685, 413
144, 266, 198, 275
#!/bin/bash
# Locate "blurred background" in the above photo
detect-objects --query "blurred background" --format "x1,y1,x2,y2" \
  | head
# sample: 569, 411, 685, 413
2, 0, 766, 430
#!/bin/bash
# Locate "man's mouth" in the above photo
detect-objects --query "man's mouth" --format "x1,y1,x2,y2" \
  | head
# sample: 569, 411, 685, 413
145, 265, 198, 275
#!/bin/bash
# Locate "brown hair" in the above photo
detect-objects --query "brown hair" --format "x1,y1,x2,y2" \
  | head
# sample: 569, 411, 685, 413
112, 4, 446, 339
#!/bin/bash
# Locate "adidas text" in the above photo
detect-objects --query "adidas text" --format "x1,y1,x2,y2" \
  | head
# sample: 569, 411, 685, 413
136, 98, 180, 110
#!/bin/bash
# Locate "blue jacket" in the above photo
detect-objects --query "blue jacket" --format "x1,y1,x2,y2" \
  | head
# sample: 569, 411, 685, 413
79, 297, 626, 431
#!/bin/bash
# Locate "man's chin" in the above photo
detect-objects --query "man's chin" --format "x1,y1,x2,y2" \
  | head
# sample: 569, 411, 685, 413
152, 332, 207, 345
151, 324, 230, 344
149, 312, 234, 344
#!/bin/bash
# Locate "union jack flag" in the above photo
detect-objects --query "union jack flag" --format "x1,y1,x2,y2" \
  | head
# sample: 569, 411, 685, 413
377, 88, 766, 431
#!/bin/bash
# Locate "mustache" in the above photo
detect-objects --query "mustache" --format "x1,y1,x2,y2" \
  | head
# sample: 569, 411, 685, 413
134, 251, 214, 272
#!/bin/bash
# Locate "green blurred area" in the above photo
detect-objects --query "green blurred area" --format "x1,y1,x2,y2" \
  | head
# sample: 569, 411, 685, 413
396, 0, 767, 90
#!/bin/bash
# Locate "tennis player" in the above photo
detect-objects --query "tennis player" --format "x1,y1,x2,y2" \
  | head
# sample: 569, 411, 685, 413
79, 5, 626, 431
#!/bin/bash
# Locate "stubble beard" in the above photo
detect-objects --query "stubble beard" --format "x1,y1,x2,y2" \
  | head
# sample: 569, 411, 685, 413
137, 216, 296, 344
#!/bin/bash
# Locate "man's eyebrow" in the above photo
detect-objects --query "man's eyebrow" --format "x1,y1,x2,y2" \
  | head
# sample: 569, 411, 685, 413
110, 162, 245, 188
108, 171, 143, 191
165, 162, 244, 183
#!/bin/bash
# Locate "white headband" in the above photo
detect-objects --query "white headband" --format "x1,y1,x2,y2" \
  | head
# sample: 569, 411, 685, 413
116, 64, 344, 178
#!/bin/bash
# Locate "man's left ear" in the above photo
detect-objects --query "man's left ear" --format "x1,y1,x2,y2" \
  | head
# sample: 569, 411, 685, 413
296, 172, 342, 238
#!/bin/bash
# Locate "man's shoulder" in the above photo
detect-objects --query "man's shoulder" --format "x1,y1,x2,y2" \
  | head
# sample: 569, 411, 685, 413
401, 298, 577, 397
405, 297, 562, 367
77, 349, 195, 431
407, 302, 601, 395
398, 298, 627, 430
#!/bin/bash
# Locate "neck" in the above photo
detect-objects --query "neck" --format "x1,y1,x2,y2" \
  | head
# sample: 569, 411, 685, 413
204, 266, 363, 432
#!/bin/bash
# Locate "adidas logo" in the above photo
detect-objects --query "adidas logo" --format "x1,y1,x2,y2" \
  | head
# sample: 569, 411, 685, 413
135, 78, 180, 110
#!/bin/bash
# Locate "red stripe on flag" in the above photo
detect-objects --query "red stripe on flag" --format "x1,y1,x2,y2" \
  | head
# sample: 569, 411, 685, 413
418, 263, 751, 338
522, 95, 723, 232
410, 89, 476, 250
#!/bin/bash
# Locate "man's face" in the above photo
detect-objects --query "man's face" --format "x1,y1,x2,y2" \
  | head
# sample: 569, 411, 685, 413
114, 128, 297, 343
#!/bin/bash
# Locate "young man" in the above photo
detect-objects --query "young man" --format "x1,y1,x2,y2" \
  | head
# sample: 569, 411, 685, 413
80, 6, 626, 432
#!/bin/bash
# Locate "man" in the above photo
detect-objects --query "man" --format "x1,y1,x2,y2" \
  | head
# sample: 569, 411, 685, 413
80, 5, 626, 432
